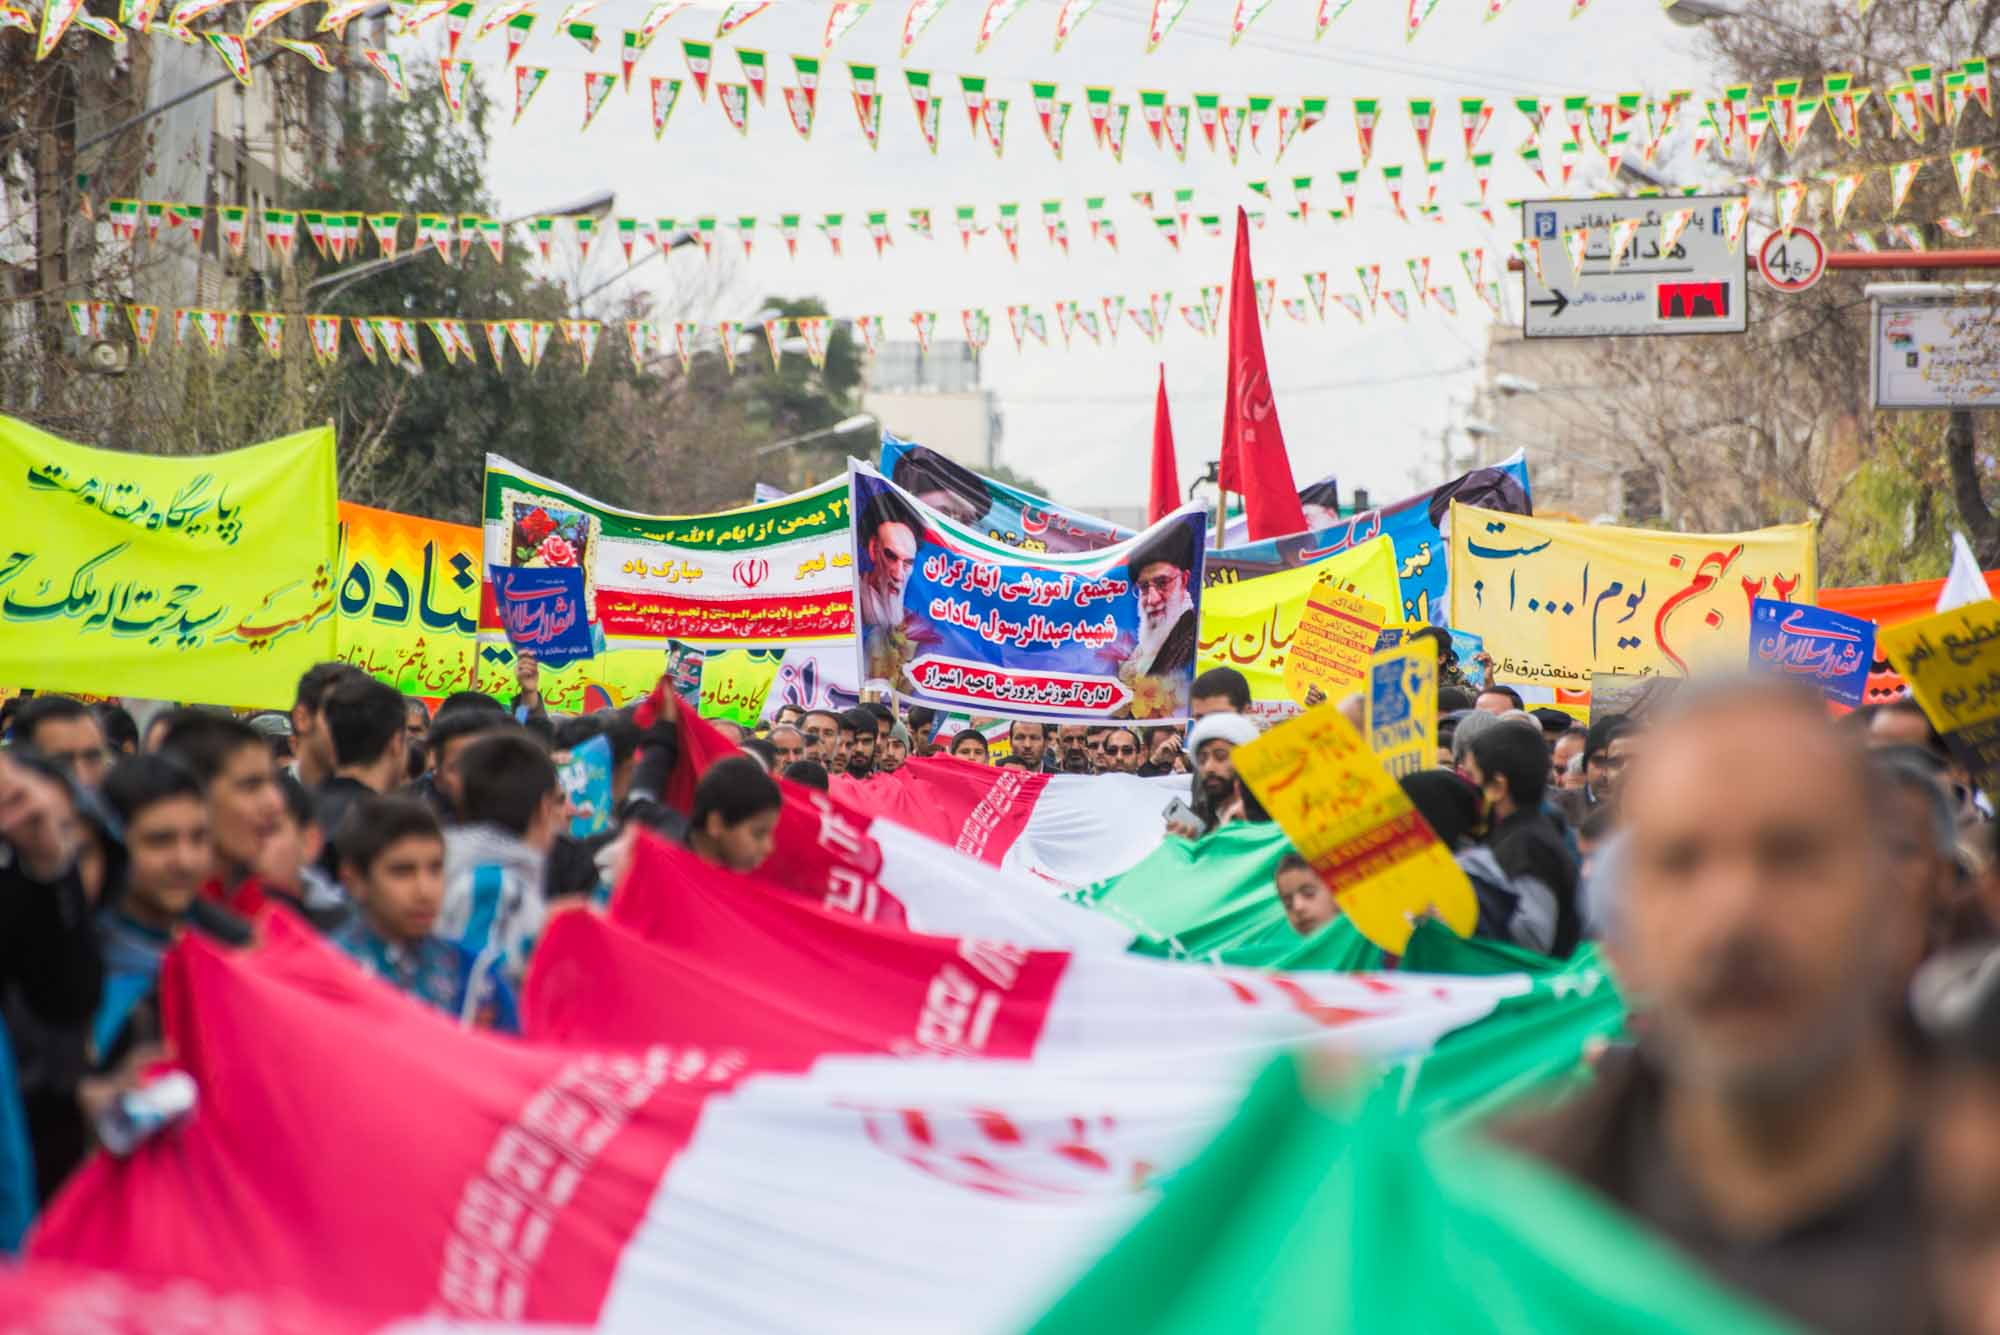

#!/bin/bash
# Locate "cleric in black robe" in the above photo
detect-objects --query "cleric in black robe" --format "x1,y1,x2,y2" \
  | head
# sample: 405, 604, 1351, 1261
1123, 520, 1198, 678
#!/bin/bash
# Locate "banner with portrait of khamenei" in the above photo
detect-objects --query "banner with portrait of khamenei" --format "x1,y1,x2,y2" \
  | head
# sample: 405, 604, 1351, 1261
848, 461, 1209, 722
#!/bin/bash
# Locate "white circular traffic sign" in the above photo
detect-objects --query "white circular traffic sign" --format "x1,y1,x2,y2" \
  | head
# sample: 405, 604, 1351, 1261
1757, 227, 1826, 293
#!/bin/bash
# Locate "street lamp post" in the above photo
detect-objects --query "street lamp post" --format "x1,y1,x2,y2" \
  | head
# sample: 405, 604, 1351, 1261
749, 414, 878, 458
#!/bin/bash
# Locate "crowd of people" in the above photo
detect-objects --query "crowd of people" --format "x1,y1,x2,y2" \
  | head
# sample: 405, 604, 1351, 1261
7, 643, 2000, 1334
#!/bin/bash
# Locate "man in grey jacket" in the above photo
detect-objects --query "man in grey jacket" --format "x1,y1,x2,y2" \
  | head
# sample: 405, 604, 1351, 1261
438, 731, 566, 990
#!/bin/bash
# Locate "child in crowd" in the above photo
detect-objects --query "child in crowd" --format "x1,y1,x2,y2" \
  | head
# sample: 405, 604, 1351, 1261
333, 795, 516, 1032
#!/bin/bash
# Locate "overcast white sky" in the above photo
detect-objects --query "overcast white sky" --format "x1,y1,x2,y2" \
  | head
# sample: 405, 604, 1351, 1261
455, 0, 1713, 512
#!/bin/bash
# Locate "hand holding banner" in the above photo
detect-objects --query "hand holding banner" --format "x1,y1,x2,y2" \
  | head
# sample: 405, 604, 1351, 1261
1232, 703, 1475, 952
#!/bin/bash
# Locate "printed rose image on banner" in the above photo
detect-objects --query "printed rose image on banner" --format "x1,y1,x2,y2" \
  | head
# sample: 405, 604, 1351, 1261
508, 501, 593, 571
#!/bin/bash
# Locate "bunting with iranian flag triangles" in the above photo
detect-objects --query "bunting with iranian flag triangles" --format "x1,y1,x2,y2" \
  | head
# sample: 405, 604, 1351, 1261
961, 307, 989, 351
910, 310, 936, 351
763, 316, 788, 367
557, 318, 600, 371
854, 313, 881, 353
977, 0, 1023, 48
439, 57, 472, 119
671, 320, 694, 372
901, 0, 945, 54
481, 320, 508, 368
984, 97, 1008, 157
125, 303, 158, 355
1354, 97, 1379, 165
304, 314, 339, 365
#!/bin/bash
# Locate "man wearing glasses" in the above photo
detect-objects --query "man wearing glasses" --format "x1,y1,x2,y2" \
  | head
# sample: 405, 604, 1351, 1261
1120, 523, 1198, 684
1097, 726, 1144, 775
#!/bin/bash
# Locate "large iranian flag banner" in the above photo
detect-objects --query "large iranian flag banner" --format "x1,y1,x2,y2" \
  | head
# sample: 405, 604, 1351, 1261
30, 835, 1547, 1331
830, 754, 1183, 885
480, 454, 856, 651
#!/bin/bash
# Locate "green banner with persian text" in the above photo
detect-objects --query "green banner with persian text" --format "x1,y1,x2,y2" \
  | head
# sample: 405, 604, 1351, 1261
0, 415, 338, 709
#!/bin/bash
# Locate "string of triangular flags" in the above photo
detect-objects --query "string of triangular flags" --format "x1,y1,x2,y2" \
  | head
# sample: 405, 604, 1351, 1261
78, 273, 1470, 373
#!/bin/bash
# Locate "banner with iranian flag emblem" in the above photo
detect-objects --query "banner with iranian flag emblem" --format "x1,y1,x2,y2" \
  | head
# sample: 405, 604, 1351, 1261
481, 453, 855, 651
30, 843, 1547, 1331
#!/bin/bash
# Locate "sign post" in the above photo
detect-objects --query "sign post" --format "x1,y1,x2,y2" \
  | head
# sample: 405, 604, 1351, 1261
1867, 283, 2000, 410
1519, 195, 1748, 339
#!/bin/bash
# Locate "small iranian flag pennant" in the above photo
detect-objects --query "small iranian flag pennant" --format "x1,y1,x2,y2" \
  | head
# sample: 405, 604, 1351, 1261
502, 10, 533, 63
560, 318, 601, 372
307, 315, 342, 365
850, 63, 882, 147
901, 0, 945, 54
1890, 158, 1923, 214
907, 69, 937, 150
779, 212, 801, 257
984, 97, 1008, 156
482, 321, 508, 368
762, 316, 787, 366
867, 209, 892, 255
574, 216, 599, 261
717, 81, 750, 133
1006, 304, 1029, 350
672, 321, 693, 372
737, 215, 757, 256
582, 70, 616, 128
125, 303, 159, 353
796, 315, 829, 368
822, 0, 870, 49
821, 213, 844, 255
1052, 0, 1096, 50
1648, 210, 1696, 257
715, 1, 769, 38
204, 32, 254, 84
649, 76, 683, 138
854, 314, 881, 353
1953, 147, 1984, 208
736, 46, 767, 102
511, 65, 547, 123
962, 308, 989, 350
620, 29, 646, 90
260, 208, 297, 262
439, 58, 472, 118
350, 317, 378, 364
960, 73, 987, 133
683, 38, 712, 98
784, 82, 815, 137
1826, 174, 1863, 228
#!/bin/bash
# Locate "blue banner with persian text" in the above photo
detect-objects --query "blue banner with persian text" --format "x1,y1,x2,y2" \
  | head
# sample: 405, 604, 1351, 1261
851, 463, 1209, 721
1749, 598, 1873, 709
1206, 455, 1533, 627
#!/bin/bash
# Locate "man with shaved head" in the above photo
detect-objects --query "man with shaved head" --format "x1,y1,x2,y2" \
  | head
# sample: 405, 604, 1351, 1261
1499, 677, 1928, 1335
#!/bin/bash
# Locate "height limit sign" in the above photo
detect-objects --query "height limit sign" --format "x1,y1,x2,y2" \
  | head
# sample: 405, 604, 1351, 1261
1520, 196, 1748, 339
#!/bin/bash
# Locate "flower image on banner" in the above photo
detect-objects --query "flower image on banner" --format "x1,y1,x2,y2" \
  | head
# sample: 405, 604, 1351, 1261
849, 462, 1208, 720
480, 453, 856, 660
335, 501, 482, 699
879, 433, 1133, 555
1207, 453, 1532, 627
0, 414, 337, 709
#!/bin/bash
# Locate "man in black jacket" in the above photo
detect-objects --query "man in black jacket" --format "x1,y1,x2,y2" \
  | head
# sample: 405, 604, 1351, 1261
1465, 717, 1582, 957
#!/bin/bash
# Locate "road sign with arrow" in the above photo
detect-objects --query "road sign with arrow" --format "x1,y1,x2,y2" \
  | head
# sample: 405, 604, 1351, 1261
1519, 195, 1747, 339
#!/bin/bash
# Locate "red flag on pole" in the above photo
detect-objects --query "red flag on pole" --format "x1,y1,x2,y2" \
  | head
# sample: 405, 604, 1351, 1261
1148, 363, 1180, 525
1218, 205, 1307, 541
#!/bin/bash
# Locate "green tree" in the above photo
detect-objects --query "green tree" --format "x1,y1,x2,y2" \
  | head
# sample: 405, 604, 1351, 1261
298, 72, 667, 523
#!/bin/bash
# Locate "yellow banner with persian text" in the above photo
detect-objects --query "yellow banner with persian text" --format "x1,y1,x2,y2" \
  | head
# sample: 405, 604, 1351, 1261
0, 415, 337, 709
337, 502, 483, 700
1879, 600, 2000, 794
1195, 535, 1402, 715
1446, 504, 1817, 690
